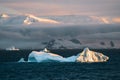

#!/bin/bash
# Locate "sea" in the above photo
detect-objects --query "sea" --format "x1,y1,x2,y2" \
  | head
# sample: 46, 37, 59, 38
0, 49, 120, 80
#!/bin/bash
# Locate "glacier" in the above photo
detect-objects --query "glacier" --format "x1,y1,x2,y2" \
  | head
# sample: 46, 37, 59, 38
27, 48, 109, 63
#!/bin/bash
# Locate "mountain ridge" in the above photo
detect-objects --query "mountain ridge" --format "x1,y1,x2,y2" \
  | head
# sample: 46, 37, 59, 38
0, 13, 60, 25
0, 13, 115, 25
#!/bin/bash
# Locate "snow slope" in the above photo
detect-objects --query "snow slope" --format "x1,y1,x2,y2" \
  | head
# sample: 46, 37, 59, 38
24, 14, 59, 24
76, 48, 109, 62
0, 14, 114, 25
0, 13, 60, 25
44, 15, 112, 25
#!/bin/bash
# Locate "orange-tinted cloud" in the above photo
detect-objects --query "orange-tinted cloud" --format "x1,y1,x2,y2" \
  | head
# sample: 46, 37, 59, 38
0, 0, 120, 16
112, 18, 120, 23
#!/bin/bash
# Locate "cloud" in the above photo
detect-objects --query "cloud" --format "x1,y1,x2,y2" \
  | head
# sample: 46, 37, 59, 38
0, 6, 21, 14
0, 0, 120, 16
112, 17, 120, 23
0, 24, 120, 49
0, 0, 120, 49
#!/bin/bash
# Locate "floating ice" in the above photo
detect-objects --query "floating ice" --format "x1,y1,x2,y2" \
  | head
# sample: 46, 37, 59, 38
18, 58, 26, 62
27, 48, 109, 63
6, 46, 19, 51
76, 48, 109, 62
28, 48, 66, 62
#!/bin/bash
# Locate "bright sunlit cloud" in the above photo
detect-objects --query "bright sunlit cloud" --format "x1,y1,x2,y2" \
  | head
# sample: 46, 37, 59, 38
112, 18, 120, 23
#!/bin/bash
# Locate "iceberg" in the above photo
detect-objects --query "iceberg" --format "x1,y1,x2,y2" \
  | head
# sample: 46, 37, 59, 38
65, 56, 77, 62
28, 48, 66, 62
18, 58, 26, 62
27, 48, 109, 63
6, 46, 19, 51
76, 48, 109, 62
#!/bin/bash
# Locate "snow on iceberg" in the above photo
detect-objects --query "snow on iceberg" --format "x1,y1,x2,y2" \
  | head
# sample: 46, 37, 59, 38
76, 48, 109, 62
18, 58, 26, 62
28, 48, 66, 62
27, 48, 109, 63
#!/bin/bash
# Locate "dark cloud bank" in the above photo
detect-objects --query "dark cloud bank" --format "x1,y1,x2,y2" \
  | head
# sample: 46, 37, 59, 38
0, 24, 120, 49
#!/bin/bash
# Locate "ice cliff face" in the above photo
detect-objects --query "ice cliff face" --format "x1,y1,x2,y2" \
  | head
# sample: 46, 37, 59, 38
76, 48, 109, 62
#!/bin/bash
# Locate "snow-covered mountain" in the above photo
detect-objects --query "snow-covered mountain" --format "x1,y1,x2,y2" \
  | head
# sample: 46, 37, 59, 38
24, 14, 60, 24
0, 23, 120, 49
0, 13, 114, 25
0, 13, 60, 25
0, 13, 120, 49
40, 39, 120, 49
43, 15, 112, 25
0, 13, 9, 18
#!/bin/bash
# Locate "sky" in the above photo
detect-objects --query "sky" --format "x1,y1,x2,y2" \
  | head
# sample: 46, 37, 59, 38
0, 0, 120, 17
0, 0, 120, 49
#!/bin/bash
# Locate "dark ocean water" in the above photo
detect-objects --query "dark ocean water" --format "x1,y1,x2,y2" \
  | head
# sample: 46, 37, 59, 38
0, 49, 120, 80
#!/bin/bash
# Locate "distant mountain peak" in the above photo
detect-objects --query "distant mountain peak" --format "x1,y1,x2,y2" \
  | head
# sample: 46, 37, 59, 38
90, 16, 110, 24
0, 13, 9, 18
0, 13, 60, 25
24, 14, 60, 24
24, 16, 36, 25
44, 15, 112, 25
